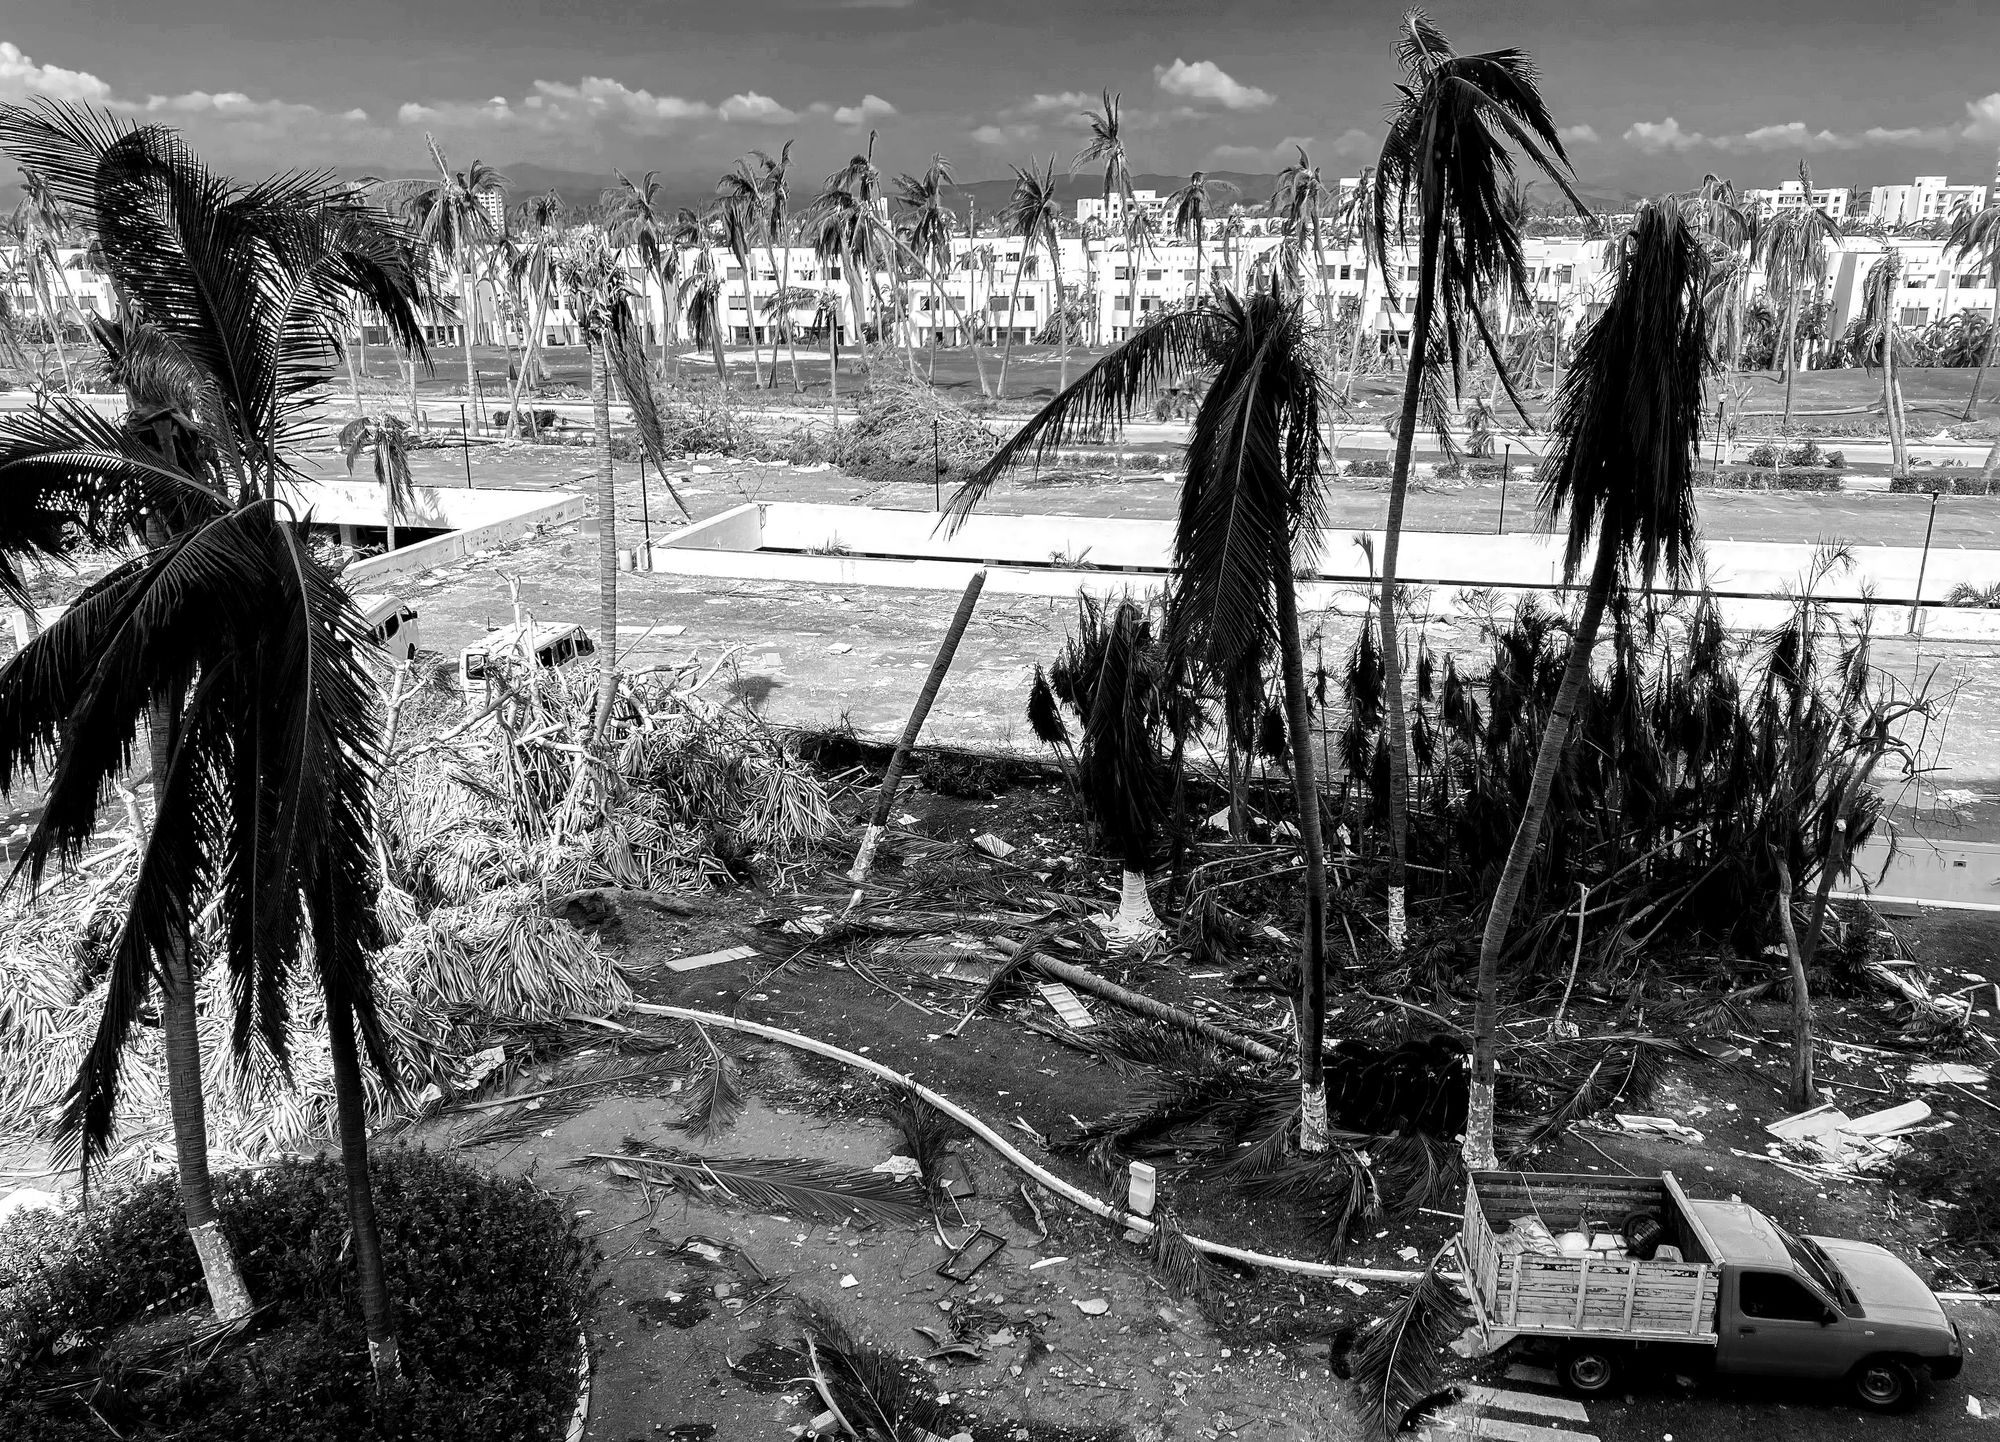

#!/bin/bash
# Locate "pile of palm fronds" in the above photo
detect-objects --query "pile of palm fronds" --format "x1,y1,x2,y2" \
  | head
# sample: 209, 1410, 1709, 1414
835, 378, 998, 485
1333, 566, 1936, 973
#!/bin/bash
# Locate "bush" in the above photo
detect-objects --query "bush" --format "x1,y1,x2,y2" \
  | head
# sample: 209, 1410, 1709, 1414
1343, 458, 1393, 478
491, 409, 560, 432
1431, 461, 1465, 480
1697, 467, 1843, 492
1466, 460, 1514, 481
0, 1150, 594, 1442
1745, 442, 1780, 469
1889, 474, 1991, 495
837, 380, 997, 486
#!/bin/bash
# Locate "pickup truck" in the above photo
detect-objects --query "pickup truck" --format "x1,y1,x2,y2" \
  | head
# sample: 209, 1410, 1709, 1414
1458, 1169, 1961, 1412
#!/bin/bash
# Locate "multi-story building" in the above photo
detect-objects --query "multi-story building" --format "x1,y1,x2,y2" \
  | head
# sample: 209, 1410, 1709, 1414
1743, 179, 1849, 221
1827, 237, 1998, 336
1865, 176, 1989, 227
1074, 188, 1169, 228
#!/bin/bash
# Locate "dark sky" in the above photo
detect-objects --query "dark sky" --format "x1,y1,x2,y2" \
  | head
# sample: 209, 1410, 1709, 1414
7, 0, 2000, 196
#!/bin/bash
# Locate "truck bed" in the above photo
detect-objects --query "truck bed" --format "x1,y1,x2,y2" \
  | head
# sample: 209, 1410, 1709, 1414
1460, 1171, 1722, 1347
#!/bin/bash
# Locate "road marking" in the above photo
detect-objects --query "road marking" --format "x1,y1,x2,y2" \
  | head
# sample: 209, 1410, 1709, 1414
1502, 1363, 1559, 1388
1466, 1386, 1591, 1423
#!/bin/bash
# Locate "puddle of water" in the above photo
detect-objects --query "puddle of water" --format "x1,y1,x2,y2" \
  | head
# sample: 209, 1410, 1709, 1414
630, 1293, 714, 1329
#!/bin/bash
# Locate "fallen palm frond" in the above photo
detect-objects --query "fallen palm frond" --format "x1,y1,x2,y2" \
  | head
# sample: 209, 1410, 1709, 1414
596, 1140, 929, 1227
452, 1051, 689, 1148
793, 1299, 970, 1442
678, 1025, 745, 1142
1501, 1031, 1717, 1157
1150, 1207, 1207, 1298
1349, 1244, 1471, 1440
878, 1085, 965, 1214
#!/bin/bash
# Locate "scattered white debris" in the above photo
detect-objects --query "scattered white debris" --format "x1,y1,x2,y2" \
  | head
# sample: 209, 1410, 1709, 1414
872, 1156, 924, 1181
1028, 1256, 1068, 1270
1072, 1298, 1110, 1316
667, 944, 758, 973
839, 1274, 859, 1289
973, 832, 1016, 859
1127, 1161, 1158, 1218
1614, 1113, 1705, 1144
1036, 981, 1095, 1030
1911, 1063, 1987, 1086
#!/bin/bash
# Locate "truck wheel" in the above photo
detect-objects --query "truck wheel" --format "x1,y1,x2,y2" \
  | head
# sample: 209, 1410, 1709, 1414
1849, 1356, 1920, 1413
1557, 1344, 1620, 1397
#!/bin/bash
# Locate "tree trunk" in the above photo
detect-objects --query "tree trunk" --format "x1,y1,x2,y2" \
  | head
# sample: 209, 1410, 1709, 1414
344, 338, 366, 418
590, 343, 619, 739
1965, 261, 1999, 421
1377, 201, 1445, 954
406, 346, 419, 426
1462, 536, 1618, 1170
842, 242, 872, 386
1344, 264, 1372, 402
777, 244, 803, 393
1052, 242, 1070, 392
1274, 560, 1331, 1152
460, 269, 480, 422
507, 290, 549, 439
324, 994, 399, 1387
1885, 329, 1908, 474
998, 252, 1027, 398
1770, 851, 1818, 1111
1778, 289, 1800, 433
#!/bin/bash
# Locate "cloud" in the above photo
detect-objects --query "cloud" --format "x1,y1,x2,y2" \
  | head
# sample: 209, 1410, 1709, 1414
717, 91, 797, 125
1153, 58, 1273, 111
1329, 127, 1375, 157
971, 121, 1038, 147
1963, 92, 2000, 143
0, 40, 114, 104
1623, 117, 1706, 153
1733, 122, 1856, 152
1558, 124, 1601, 146
831, 93, 896, 126
1209, 135, 1320, 169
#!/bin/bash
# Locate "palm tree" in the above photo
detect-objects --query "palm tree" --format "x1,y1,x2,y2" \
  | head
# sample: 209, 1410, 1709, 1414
604, 170, 691, 384
1075, 91, 1130, 347
378, 137, 506, 421
1166, 171, 1236, 304
1851, 252, 1911, 474
499, 190, 565, 438
826, 133, 887, 371
1368, 7, 1582, 949
1274, 146, 1336, 350
1123, 209, 1159, 340
1338, 166, 1377, 400
1759, 162, 1840, 432
998, 159, 1066, 398
1461, 201, 1709, 1168
945, 289, 1342, 1149
13, 170, 81, 390
719, 143, 803, 391
1946, 196, 2000, 419
338, 415, 416, 551
0, 99, 430, 1384
556, 232, 691, 737
713, 174, 769, 389
895, 156, 991, 394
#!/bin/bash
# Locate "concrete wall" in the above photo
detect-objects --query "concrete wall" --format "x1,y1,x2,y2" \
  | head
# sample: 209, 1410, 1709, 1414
274, 479, 573, 531
342, 491, 583, 588
1842, 836, 2000, 912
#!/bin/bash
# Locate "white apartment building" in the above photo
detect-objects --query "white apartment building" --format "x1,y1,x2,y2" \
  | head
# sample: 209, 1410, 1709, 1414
1074, 188, 1169, 228
1743, 179, 1849, 221
1827, 237, 1998, 337
1865, 175, 1989, 227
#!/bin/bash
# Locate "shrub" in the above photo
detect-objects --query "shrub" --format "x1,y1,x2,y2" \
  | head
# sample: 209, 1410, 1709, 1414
913, 750, 1020, 799
1745, 442, 1780, 469
1769, 467, 1844, 492
1431, 461, 1465, 480
1466, 460, 1513, 481
1697, 467, 1843, 492
491, 409, 560, 432
1780, 439, 1827, 469
0, 1150, 595, 1442
1344, 458, 1393, 478
1890, 474, 1959, 494
1824, 449, 1846, 470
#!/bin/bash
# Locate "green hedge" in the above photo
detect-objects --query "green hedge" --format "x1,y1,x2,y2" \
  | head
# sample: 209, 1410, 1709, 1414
1343, 458, 1393, 478
1698, 467, 1844, 492
1888, 474, 1995, 496
0, 1150, 595, 1442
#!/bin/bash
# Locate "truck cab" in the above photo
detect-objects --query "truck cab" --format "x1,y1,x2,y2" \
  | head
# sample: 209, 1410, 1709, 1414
1696, 1199, 1962, 1409
1460, 1170, 1961, 1413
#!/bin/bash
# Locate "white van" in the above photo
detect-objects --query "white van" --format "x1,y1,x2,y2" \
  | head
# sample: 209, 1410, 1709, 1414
458, 619, 596, 691
354, 594, 421, 662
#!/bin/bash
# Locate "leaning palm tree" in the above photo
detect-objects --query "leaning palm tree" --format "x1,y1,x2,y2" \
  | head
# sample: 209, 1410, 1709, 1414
1851, 252, 1912, 474
1273, 145, 1336, 347
1461, 201, 1709, 1168
945, 288, 1342, 1150
499, 190, 565, 438
1075, 91, 1130, 346
713, 177, 768, 389
826, 132, 887, 369
1123, 209, 1159, 339
337, 414, 416, 550
998, 159, 1067, 398
1368, 7, 1583, 949
604, 170, 691, 383
13, 170, 81, 391
1166, 171, 1237, 304
895, 157, 991, 394
377, 137, 506, 419
0, 99, 429, 1385
719, 143, 803, 391
1946, 196, 2000, 420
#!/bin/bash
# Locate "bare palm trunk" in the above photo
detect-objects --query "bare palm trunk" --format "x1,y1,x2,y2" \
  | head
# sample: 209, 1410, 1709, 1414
405, 345, 419, 425
1463, 536, 1617, 1169
1778, 289, 1800, 433
590, 343, 619, 738
1274, 567, 1331, 1151
460, 270, 480, 421
998, 253, 1027, 398
778, 248, 803, 392
1312, 217, 1334, 365
1051, 243, 1070, 392
507, 291, 549, 439
1378, 202, 1445, 953
344, 337, 365, 418
1770, 852, 1818, 1111
1885, 328, 1908, 474
324, 994, 399, 1388
1344, 265, 1373, 402
842, 243, 872, 386
1965, 261, 2000, 420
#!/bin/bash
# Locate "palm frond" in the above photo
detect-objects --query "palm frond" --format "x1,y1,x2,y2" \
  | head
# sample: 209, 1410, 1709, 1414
678, 1023, 745, 1141
604, 1142, 929, 1226
1349, 1242, 1471, 1440
1150, 1207, 1207, 1297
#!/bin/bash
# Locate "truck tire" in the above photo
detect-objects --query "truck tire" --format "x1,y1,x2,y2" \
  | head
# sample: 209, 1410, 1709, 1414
1849, 1356, 1921, 1413
1557, 1343, 1621, 1397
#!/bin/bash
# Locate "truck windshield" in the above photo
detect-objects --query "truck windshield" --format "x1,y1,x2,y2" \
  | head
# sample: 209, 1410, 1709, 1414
1777, 1225, 1853, 1307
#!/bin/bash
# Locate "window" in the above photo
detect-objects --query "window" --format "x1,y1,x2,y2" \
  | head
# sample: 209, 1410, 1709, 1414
1140, 297, 1157, 312
830, 265, 843, 280
1114, 266, 1129, 281
727, 297, 746, 311
1340, 265, 1353, 280
1905, 275, 1928, 289
798, 268, 815, 281
1146, 268, 1163, 281
1900, 306, 1929, 327
1184, 269, 1198, 280
1961, 273, 1986, 288
727, 267, 744, 280
1738, 1272, 1830, 1323
1557, 266, 1575, 285
988, 297, 1012, 313
1019, 296, 1035, 311
1405, 265, 1421, 282
1114, 296, 1130, 310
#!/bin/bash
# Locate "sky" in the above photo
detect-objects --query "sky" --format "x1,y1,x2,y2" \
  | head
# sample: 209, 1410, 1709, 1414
6, 0, 2000, 200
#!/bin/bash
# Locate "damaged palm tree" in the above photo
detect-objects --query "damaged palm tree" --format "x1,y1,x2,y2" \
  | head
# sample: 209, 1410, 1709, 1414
337, 413, 415, 552
1462, 200, 1709, 1170
946, 286, 1340, 1150
1044, 595, 1172, 940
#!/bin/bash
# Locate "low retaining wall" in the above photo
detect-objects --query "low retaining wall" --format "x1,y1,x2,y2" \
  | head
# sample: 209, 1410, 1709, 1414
343, 489, 582, 587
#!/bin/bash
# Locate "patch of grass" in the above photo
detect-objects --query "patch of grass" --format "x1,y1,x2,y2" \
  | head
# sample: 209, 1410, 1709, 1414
0, 1149, 595, 1442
